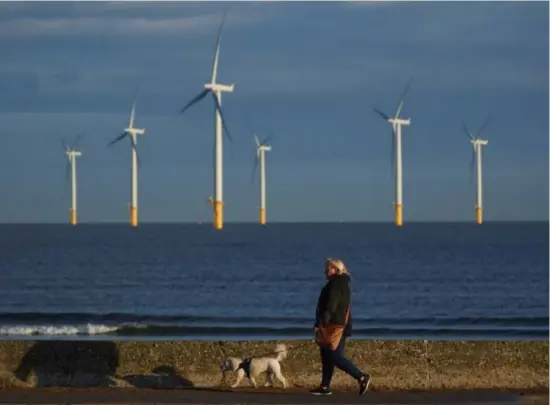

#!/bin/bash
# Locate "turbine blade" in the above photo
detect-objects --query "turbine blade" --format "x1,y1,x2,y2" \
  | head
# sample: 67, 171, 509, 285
71, 132, 85, 149
476, 115, 492, 138
129, 101, 136, 129
462, 121, 474, 141
180, 89, 209, 114
61, 137, 69, 151
211, 8, 228, 84
129, 135, 141, 168
373, 107, 390, 121
210, 91, 232, 142
108, 132, 128, 147
254, 134, 260, 147
395, 77, 412, 118
129, 83, 140, 128
262, 133, 274, 146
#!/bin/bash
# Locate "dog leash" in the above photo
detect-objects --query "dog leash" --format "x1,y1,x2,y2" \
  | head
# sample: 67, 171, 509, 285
286, 341, 313, 352
217, 341, 230, 386
218, 340, 312, 360
248, 341, 312, 359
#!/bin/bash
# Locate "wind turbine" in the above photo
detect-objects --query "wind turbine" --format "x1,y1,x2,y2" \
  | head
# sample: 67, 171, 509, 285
373, 78, 412, 227
251, 134, 272, 226
62, 134, 84, 226
108, 91, 145, 228
180, 10, 234, 230
462, 117, 490, 225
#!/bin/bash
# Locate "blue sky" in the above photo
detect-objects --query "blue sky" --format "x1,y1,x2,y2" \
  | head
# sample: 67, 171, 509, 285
0, 0, 547, 223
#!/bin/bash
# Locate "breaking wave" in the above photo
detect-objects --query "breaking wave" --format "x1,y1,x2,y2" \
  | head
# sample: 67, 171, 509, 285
0, 312, 547, 340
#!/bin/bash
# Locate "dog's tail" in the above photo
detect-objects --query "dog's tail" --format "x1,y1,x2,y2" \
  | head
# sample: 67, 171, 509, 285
274, 343, 288, 362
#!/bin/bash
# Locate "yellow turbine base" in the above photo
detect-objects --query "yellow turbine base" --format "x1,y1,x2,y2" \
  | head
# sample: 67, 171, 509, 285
394, 204, 403, 227
214, 201, 223, 230
131, 206, 138, 227
70, 209, 77, 226
260, 208, 266, 226
476, 206, 483, 225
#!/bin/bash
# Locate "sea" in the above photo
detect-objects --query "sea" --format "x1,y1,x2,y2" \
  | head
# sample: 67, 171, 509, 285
0, 222, 547, 342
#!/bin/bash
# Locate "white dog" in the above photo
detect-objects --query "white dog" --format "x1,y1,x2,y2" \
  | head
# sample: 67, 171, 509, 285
220, 343, 288, 389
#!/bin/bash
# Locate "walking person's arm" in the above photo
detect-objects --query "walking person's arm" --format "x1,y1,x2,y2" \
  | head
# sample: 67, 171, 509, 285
320, 281, 342, 325
314, 290, 324, 331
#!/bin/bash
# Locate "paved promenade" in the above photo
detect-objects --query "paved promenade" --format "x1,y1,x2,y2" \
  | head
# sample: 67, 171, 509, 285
0, 387, 546, 405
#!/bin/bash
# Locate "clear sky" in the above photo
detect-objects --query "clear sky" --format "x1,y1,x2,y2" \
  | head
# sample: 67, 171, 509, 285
0, 1, 547, 223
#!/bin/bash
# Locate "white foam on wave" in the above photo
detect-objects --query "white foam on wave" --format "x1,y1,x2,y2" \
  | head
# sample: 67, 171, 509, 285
0, 324, 120, 336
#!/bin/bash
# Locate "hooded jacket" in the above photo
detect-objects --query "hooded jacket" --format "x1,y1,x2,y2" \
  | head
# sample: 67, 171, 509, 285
314, 273, 352, 337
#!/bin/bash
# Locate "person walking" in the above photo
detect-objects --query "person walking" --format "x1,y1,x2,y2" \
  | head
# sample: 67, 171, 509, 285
311, 258, 371, 396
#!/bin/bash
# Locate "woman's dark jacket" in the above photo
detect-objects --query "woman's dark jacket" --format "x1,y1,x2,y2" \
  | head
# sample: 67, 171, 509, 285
314, 273, 352, 337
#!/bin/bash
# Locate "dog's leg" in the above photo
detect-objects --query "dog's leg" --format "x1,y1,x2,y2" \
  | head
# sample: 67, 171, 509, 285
230, 369, 245, 388
274, 371, 287, 389
249, 375, 259, 388
264, 372, 274, 387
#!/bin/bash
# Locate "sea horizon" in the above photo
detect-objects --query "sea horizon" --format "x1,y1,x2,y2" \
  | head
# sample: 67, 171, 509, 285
0, 220, 547, 225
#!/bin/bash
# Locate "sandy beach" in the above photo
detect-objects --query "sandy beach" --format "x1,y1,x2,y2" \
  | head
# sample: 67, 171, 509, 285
1, 339, 548, 404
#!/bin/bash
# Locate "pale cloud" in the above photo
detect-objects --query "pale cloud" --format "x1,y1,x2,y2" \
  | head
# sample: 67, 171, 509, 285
223, 51, 547, 96
342, 0, 399, 7
0, 47, 544, 102
396, 2, 547, 45
0, 1, 545, 98
0, 6, 267, 37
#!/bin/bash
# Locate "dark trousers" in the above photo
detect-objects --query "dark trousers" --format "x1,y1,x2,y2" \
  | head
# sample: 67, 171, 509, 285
320, 337, 364, 387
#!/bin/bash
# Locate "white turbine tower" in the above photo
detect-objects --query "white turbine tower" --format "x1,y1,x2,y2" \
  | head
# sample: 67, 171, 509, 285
62, 134, 84, 226
180, 10, 233, 230
462, 118, 490, 225
108, 91, 145, 228
251, 134, 272, 226
373, 78, 412, 227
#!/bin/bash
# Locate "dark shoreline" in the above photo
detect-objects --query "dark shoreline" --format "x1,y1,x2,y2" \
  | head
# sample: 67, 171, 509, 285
0, 334, 547, 342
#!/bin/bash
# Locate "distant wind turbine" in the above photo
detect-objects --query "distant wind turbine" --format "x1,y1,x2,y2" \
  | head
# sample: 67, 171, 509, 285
251, 134, 272, 226
108, 89, 145, 228
179, 10, 234, 230
62, 134, 84, 226
373, 78, 412, 227
462, 117, 490, 225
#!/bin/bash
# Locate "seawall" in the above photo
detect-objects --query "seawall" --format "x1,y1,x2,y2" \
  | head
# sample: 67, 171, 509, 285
0, 340, 547, 391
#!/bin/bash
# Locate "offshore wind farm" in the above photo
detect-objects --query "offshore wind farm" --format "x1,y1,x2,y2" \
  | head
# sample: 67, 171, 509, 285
0, 2, 545, 227
12, 10, 499, 229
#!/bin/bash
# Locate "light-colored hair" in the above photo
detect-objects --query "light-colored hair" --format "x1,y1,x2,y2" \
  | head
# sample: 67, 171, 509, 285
325, 258, 349, 275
